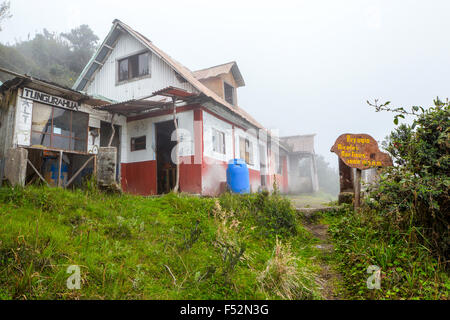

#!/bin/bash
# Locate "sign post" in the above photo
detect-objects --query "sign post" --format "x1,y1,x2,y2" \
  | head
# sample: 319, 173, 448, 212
331, 133, 392, 209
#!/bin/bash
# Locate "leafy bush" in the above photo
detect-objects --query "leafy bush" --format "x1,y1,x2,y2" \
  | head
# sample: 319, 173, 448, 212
325, 99, 450, 299
327, 206, 448, 299
219, 191, 298, 239
367, 99, 449, 261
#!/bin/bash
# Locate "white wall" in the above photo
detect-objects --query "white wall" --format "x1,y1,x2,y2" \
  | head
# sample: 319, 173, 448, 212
86, 32, 197, 101
203, 111, 233, 163
0, 91, 17, 159
122, 110, 194, 164
234, 127, 260, 171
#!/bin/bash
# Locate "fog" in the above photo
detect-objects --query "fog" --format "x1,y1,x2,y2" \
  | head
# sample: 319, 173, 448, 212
2, 0, 450, 168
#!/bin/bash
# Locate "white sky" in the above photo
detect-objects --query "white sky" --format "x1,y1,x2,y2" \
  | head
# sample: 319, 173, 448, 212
2, 0, 450, 167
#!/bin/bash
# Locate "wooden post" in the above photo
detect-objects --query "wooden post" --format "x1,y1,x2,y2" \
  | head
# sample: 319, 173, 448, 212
172, 97, 180, 193
57, 150, 63, 187
93, 155, 97, 177
354, 168, 362, 210
337, 158, 354, 204
108, 114, 116, 147
339, 158, 353, 192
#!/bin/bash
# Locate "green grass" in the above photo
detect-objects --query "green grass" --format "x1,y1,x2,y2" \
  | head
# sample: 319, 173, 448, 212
0, 186, 322, 300
321, 206, 449, 300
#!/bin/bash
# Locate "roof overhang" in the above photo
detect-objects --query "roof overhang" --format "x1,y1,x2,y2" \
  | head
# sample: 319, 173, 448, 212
73, 21, 123, 91
0, 68, 111, 107
95, 86, 203, 117
95, 99, 171, 117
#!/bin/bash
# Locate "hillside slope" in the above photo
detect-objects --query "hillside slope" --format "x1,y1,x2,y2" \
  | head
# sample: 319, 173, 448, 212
0, 186, 322, 300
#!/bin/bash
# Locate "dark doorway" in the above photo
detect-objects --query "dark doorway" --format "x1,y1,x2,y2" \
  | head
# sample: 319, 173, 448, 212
155, 120, 177, 194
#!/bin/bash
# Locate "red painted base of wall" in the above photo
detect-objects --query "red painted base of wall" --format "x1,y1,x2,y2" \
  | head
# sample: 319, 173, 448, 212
179, 156, 202, 194
249, 168, 261, 193
121, 158, 282, 196
121, 160, 157, 195
121, 156, 202, 196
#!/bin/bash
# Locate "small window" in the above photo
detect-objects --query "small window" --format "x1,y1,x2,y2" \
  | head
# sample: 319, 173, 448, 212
224, 82, 235, 105
131, 136, 146, 151
212, 129, 226, 154
239, 137, 253, 165
118, 52, 150, 82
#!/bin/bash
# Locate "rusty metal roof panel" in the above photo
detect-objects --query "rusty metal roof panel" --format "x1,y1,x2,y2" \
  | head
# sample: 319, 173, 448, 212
152, 86, 198, 99
95, 98, 171, 116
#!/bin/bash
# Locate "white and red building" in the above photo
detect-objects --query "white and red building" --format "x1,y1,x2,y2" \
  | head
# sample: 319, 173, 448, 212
0, 19, 318, 196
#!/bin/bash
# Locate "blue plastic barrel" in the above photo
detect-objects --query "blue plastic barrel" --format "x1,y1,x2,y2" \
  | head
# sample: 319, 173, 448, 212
226, 159, 250, 194
50, 163, 68, 181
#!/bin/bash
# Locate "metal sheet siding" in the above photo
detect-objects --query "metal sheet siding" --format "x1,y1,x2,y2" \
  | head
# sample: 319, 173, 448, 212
86, 32, 196, 102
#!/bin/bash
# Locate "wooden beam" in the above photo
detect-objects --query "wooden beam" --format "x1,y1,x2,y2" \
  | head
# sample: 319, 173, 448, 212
26, 159, 50, 187
172, 97, 179, 193
65, 156, 94, 188
354, 169, 362, 210
57, 151, 63, 187
93, 155, 97, 178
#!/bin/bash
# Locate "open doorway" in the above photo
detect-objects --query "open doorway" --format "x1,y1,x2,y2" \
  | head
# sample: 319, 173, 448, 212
155, 120, 177, 194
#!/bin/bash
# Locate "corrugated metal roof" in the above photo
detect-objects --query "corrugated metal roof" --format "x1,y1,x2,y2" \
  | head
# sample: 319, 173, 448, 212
0, 67, 111, 107
73, 24, 122, 92
96, 99, 171, 116
73, 19, 264, 130
193, 61, 245, 87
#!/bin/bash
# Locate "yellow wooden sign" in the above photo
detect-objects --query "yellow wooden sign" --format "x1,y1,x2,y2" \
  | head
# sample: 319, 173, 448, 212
330, 133, 392, 169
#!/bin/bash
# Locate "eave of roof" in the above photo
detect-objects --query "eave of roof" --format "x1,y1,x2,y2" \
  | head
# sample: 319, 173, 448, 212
0, 67, 111, 107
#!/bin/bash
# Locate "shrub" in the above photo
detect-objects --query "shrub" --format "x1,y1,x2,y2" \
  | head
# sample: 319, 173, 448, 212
258, 238, 319, 300
254, 192, 298, 238
367, 98, 449, 261
218, 192, 298, 239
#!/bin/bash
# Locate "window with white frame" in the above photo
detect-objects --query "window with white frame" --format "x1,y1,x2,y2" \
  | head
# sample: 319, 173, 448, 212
118, 51, 150, 82
212, 128, 226, 154
239, 137, 254, 165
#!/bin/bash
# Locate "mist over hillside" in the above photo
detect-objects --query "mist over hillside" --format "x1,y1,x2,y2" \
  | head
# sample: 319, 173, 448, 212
0, 24, 98, 87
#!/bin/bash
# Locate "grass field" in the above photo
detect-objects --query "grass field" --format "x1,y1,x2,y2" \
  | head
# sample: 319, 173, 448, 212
0, 186, 324, 300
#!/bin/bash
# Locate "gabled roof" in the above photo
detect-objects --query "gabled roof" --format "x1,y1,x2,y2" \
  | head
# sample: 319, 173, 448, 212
193, 61, 245, 87
72, 19, 263, 130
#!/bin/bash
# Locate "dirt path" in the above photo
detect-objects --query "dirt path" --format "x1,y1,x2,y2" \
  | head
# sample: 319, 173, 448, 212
302, 217, 343, 300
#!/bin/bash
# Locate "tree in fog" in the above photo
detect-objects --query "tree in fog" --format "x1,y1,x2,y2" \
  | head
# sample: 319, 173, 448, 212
61, 24, 99, 74
0, 1, 11, 31
0, 24, 99, 86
